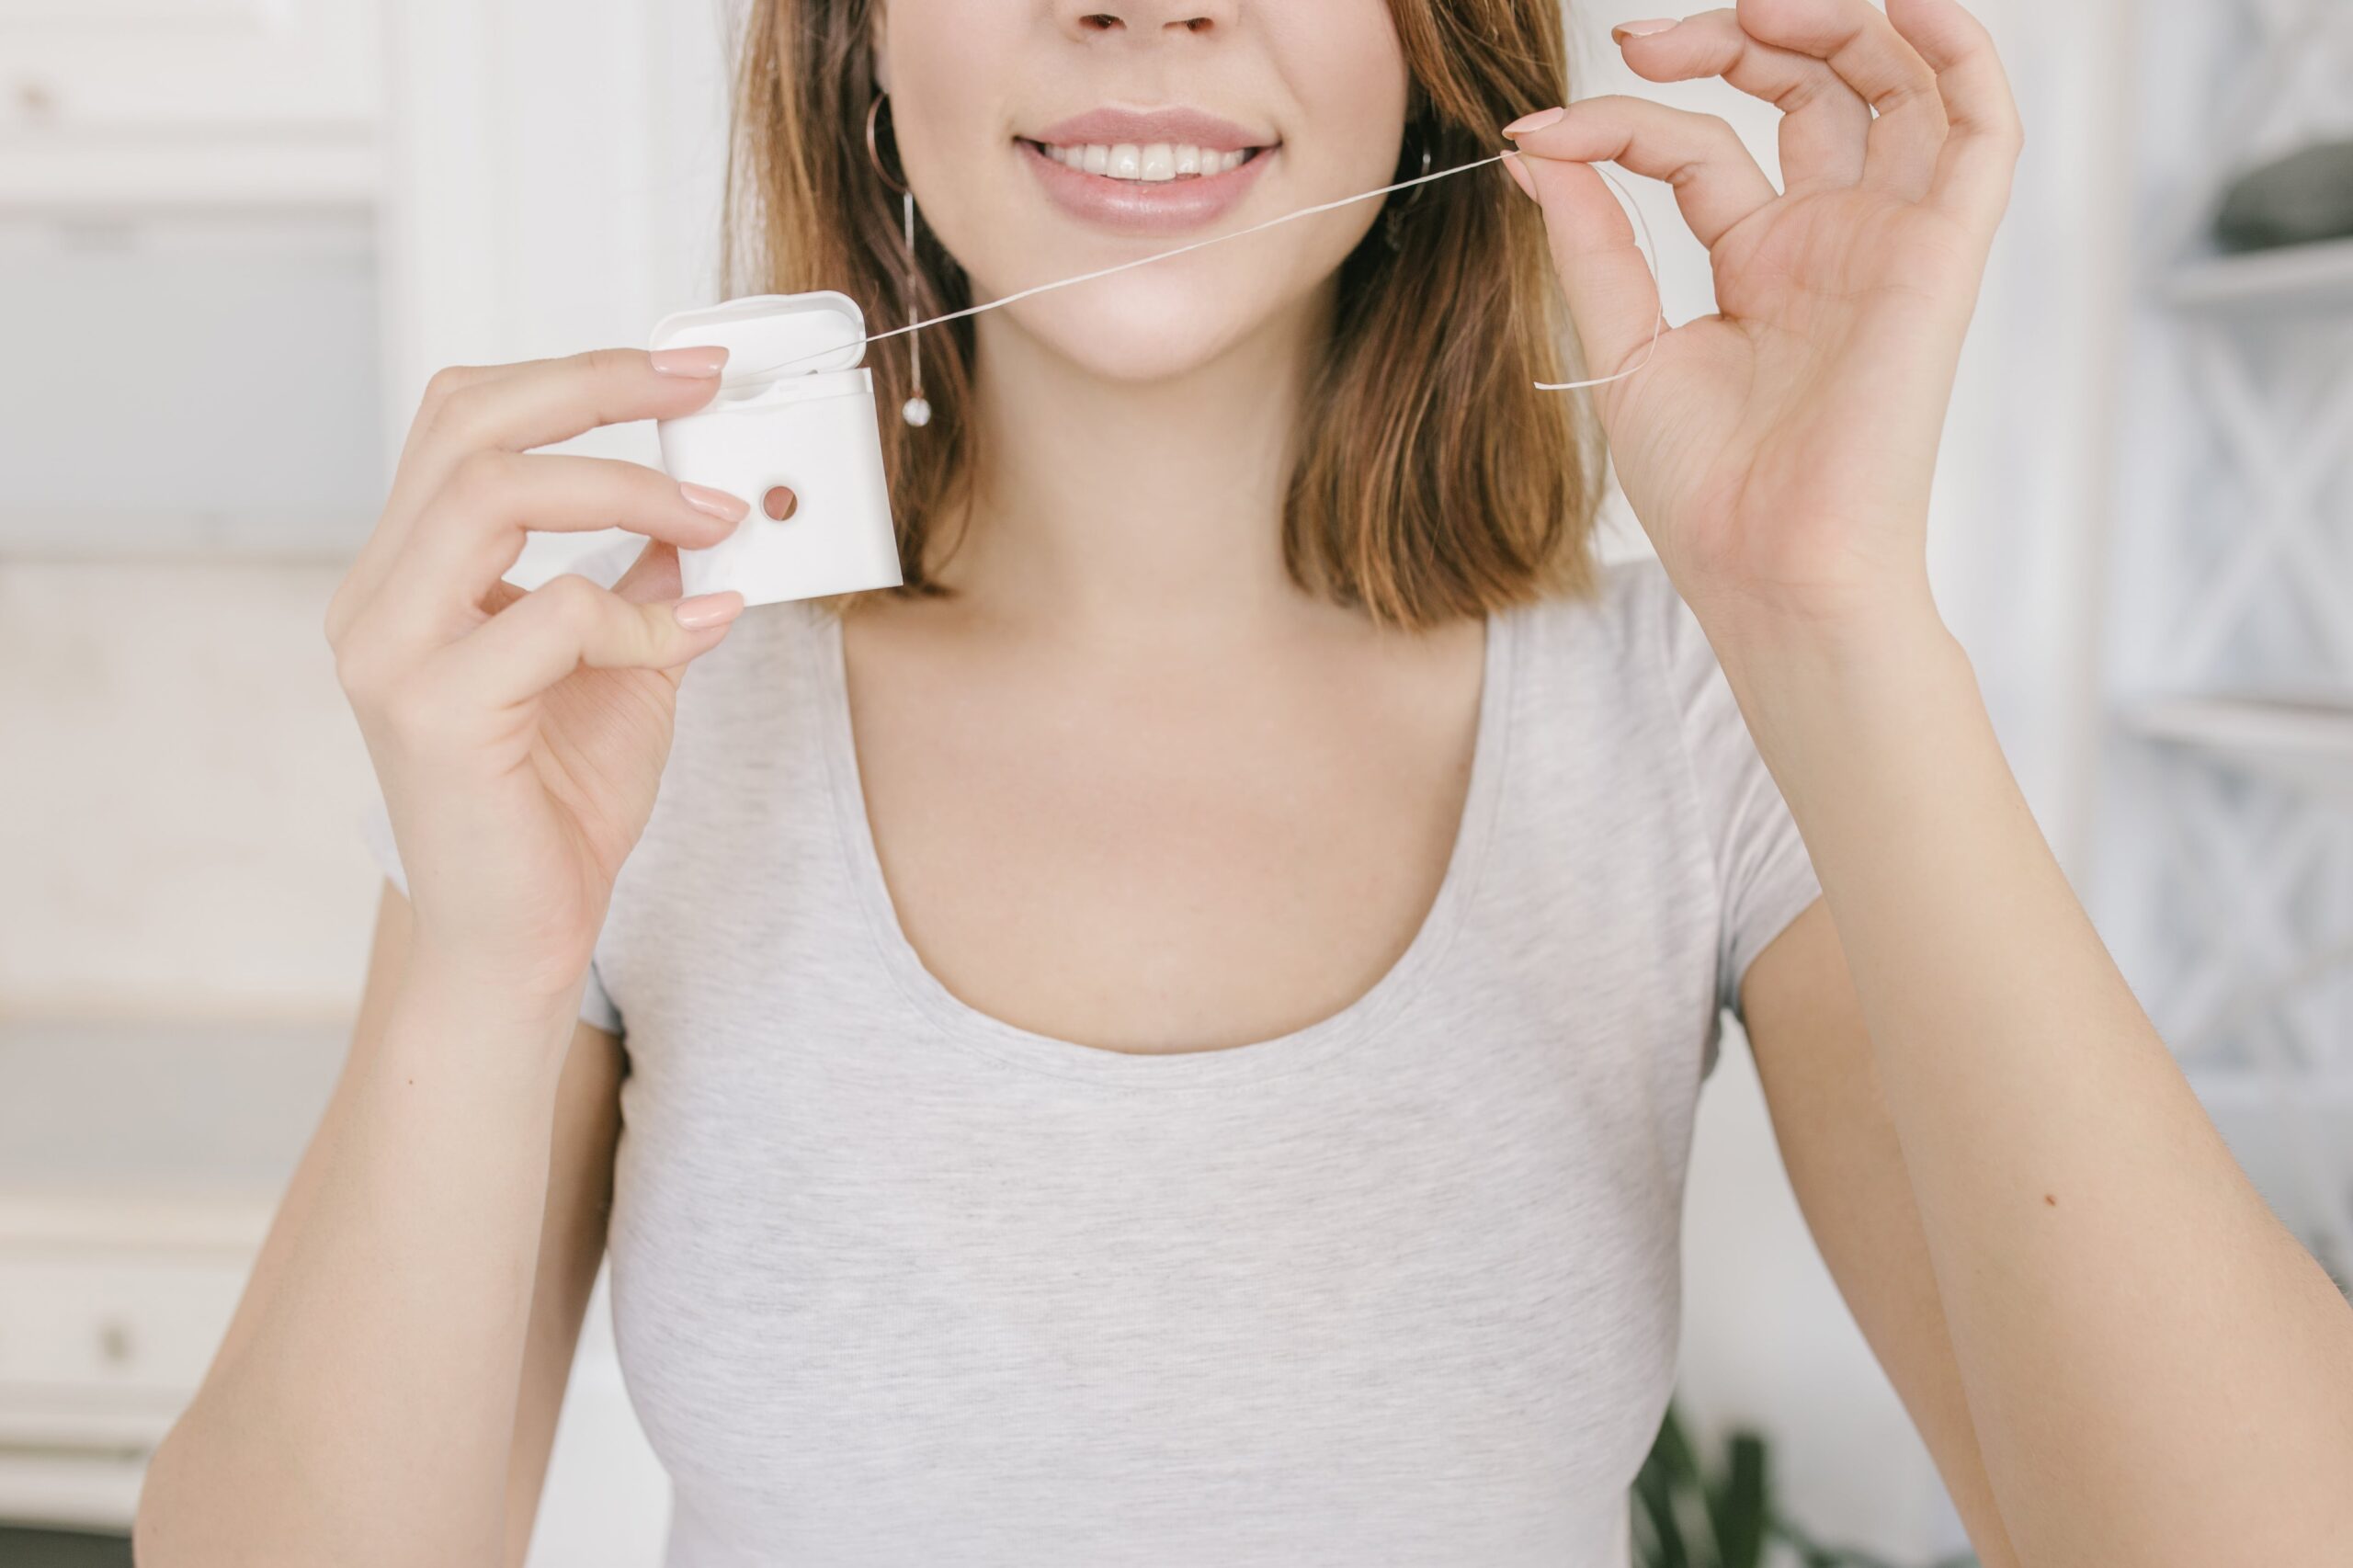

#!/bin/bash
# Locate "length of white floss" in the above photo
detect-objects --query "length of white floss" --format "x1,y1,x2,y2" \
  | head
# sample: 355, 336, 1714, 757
644, 146, 1665, 608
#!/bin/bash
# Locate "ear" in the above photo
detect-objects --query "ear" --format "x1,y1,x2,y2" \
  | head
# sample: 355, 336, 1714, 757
869, 2, 892, 95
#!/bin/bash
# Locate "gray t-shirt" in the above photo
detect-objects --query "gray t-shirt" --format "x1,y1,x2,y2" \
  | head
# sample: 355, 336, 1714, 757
359, 553, 1822, 1567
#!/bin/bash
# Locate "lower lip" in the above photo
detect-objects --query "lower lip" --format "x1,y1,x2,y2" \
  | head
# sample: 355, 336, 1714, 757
1017, 138, 1277, 234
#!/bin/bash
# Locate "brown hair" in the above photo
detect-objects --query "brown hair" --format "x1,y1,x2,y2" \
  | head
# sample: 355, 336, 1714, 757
723, 0, 1606, 631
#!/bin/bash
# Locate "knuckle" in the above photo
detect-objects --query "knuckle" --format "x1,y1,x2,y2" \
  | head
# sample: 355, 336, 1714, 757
441, 447, 515, 517
576, 345, 639, 382
413, 365, 487, 440
420, 363, 477, 410
322, 581, 352, 647
422, 376, 494, 447
333, 634, 394, 707
380, 678, 452, 743
634, 601, 678, 659
538, 570, 608, 634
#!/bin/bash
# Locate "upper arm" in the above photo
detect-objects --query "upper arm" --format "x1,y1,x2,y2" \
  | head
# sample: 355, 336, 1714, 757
1737, 899, 2022, 1568
204, 877, 624, 1566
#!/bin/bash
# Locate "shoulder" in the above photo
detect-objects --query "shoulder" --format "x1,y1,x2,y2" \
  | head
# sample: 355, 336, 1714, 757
1506, 551, 1720, 725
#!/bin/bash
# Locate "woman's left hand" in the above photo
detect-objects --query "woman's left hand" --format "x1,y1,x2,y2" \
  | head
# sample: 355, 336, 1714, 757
1501, 0, 2022, 639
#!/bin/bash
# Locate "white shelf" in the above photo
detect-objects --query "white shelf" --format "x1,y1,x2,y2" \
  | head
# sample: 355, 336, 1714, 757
0, 135, 379, 212
0, 507, 376, 560
2165, 233, 2353, 313
2120, 691, 2353, 807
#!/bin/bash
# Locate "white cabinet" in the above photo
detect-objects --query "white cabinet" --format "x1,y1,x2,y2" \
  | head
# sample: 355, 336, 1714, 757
0, 2, 389, 556
0, 1021, 341, 1533
0, 0, 382, 208
0, 1199, 266, 1532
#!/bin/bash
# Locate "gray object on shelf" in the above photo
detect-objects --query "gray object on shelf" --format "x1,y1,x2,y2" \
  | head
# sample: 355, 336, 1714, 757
2211, 138, 2353, 253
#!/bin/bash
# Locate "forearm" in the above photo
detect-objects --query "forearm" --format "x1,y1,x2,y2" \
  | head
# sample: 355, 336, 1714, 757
1711, 595, 2353, 1567
137, 960, 579, 1568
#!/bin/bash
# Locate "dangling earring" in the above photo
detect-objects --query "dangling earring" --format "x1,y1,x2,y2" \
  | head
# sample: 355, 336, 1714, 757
865, 89, 931, 427
1384, 127, 1434, 252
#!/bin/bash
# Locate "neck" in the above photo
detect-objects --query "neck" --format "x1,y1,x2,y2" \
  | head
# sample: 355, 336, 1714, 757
923, 280, 1336, 643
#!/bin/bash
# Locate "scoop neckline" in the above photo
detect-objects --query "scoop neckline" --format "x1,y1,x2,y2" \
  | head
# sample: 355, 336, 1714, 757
814, 601, 1519, 1089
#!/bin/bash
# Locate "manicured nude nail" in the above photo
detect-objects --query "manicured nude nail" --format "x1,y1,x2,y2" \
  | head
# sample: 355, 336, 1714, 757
1611, 17, 1679, 42
678, 481, 750, 522
1502, 106, 1566, 137
675, 592, 744, 630
650, 345, 729, 377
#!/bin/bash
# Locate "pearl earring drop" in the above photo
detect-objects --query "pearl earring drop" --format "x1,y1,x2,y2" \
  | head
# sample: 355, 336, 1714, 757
899, 189, 930, 427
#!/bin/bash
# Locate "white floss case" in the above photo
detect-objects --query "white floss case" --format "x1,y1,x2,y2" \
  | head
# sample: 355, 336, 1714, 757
647, 291, 905, 607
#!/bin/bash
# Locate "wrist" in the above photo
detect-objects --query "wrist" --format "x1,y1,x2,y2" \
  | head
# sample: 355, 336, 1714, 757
398, 937, 591, 1049
1690, 567, 1950, 672
1699, 584, 1984, 812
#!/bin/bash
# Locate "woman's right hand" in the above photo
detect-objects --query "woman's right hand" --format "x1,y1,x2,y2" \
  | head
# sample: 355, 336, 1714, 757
326, 344, 753, 1011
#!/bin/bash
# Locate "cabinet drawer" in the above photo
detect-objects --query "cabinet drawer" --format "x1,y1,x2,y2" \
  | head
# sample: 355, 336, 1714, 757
0, 1253, 249, 1402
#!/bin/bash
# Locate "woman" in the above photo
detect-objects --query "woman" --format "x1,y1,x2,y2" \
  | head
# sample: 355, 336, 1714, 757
138, 0, 2353, 1564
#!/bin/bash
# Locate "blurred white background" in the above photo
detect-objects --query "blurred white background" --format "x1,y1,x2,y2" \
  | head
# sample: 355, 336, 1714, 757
2, 1, 2347, 1563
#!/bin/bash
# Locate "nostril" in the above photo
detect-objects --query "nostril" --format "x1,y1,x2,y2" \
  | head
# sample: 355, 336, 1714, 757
763, 486, 799, 522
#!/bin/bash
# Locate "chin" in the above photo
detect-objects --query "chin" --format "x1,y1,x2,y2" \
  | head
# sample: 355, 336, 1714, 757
988, 283, 1267, 387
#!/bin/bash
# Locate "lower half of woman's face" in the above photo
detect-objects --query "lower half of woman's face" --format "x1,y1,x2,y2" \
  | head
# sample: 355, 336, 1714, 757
877, 0, 1411, 383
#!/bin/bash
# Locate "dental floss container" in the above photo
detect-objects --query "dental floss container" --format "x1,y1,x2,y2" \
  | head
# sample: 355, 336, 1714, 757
646, 291, 905, 608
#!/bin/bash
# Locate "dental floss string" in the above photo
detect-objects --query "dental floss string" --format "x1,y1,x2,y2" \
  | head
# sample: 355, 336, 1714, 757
739, 148, 1665, 392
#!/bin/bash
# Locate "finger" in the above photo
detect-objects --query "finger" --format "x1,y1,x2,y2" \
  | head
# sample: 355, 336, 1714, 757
372, 451, 748, 647
439, 571, 744, 710
609, 538, 678, 605
1732, 0, 1947, 202
1613, 8, 1871, 195
1885, 0, 2025, 228
1506, 95, 1778, 250
345, 347, 733, 619
1506, 149, 1664, 387
328, 360, 526, 644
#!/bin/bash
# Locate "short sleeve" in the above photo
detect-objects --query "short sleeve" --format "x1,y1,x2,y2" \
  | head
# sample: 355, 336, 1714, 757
356, 798, 623, 1036
1633, 559, 1824, 1035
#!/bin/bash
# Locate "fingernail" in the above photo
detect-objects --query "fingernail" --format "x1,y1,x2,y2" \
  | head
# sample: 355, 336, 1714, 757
1501, 106, 1566, 137
1611, 17, 1678, 42
675, 591, 744, 629
1503, 152, 1536, 200
651, 345, 729, 377
678, 481, 750, 522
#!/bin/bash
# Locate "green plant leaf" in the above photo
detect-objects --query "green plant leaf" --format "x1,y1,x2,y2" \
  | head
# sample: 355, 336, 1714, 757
1716, 1431, 1768, 1568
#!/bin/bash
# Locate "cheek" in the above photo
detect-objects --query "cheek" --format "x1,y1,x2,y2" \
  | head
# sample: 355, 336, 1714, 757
1268, 0, 1411, 180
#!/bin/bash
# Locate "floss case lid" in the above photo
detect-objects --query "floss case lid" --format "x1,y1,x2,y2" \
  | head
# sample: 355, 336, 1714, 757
647, 290, 870, 390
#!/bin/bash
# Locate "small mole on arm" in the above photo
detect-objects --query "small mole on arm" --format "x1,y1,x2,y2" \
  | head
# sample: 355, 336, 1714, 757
2043, 1193, 2057, 1207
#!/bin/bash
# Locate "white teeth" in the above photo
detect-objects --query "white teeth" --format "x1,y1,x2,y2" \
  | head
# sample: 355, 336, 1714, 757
1042, 141, 1255, 181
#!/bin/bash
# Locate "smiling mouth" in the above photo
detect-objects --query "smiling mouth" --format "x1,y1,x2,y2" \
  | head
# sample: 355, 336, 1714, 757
1015, 138, 1275, 183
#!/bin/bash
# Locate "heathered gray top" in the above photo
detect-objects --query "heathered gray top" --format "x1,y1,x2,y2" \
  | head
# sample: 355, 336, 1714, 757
359, 552, 1823, 1568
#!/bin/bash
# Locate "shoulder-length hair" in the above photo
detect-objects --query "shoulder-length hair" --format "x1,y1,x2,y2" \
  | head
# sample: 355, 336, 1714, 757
723, 0, 1606, 631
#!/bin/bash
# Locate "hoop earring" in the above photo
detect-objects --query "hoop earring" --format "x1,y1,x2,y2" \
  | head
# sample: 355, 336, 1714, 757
866, 91, 931, 426
1383, 130, 1435, 252
864, 90, 908, 194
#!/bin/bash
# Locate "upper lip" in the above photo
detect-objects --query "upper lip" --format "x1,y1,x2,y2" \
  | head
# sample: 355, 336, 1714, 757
1025, 107, 1274, 153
